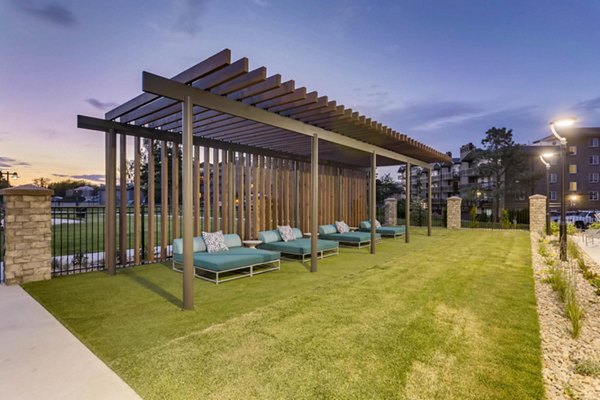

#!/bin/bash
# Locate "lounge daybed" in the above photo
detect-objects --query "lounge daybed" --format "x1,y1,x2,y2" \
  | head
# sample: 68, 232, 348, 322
172, 234, 280, 284
359, 220, 405, 239
318, 224, 381, 248
258, 228, 339, 262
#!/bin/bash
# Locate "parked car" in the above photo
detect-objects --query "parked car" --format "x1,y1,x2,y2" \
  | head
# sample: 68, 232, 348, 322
550, 211, 598, 229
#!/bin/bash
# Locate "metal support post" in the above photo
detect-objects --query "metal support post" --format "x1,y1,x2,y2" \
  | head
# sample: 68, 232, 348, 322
370, 152, 376, 254
310, 134, 319, 272
428, 168, 432, 236
182, 96, 194, 310
105, 129, 117, 275
405, 163, 411, 243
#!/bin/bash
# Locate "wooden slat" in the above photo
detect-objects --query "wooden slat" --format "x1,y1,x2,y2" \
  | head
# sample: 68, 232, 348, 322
106, 49, 231, 120
237, 154, 245, 238
147, 139, 155, 263
253, 153, 259, 238
245, 154, 251, 237
260, 155, 266, 232
133, 137, 141, 265
172, 143, 180, 239
203, 146, 211, 233
213, 148, 220, 231
264, 157, 272, 230
221, 149, 228, 233
160, 141, 169, 260
212, 67, 267, 95
119, 134, 127, 266
193, 145, 200, 235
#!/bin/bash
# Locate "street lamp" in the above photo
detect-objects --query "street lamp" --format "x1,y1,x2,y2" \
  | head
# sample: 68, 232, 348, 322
539, 153, 554, 236
550, 117, 576, 261
0, 170, 19, 186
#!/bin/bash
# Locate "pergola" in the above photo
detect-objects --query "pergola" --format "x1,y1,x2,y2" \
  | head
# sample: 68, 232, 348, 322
78, 49, 450, 309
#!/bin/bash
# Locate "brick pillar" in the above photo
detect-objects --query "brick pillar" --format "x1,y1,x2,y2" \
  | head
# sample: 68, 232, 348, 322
447, 196, 462, 229
384, 198, 398, 226
0, 185, 53, 285
529, 194, 547, 234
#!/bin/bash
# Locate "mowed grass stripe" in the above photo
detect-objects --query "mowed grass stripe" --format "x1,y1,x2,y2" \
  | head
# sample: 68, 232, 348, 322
24, 228, 543, 399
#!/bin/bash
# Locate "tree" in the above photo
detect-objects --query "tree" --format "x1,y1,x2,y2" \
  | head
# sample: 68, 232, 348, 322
48, 179, 97, 198
0, 176, 9, 190
476, 127, 529, 223
376, 173, 400, 205
33, 177, 51, 188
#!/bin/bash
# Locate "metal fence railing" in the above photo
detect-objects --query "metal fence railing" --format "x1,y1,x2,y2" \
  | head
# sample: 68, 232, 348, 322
460, 207, 529, 230
50, 205, 177, 277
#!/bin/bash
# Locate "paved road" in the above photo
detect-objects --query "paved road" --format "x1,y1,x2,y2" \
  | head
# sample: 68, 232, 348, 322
0, 284, 141, 400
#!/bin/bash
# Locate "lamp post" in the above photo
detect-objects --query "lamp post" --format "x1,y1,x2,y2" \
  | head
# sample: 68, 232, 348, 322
0, 170, 19, 186
539, 154, 552, 236
550, 117, 576, 261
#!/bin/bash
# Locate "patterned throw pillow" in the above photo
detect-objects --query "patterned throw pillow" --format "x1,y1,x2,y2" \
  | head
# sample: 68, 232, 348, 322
375, 220, 382, 228
335, 221, 350, 233
202, 231, 229, 253
278, 225, 295, 242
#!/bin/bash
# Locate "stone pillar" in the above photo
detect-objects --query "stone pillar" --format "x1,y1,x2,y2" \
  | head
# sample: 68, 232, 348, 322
0, 185, 53, 285
529, 194, 547, 234
447, 196, 462, 229
384, 198, 398, 226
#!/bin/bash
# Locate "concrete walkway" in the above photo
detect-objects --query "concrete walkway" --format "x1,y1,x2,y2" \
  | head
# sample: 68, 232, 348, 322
0, 284, 141, 400
573, 233, 600, 264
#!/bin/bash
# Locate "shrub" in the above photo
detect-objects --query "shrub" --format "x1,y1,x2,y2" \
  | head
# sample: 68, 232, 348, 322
469, 206, 479, 228
565, 283, 584, 338
550, 221, 576, 235
500, 208, 511, 229
538, 241, 549, 258
589, 221, 600, 229
574, 359, 600, 377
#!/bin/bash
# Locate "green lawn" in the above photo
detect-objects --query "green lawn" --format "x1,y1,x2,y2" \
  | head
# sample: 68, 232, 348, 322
24, 228, 543, 399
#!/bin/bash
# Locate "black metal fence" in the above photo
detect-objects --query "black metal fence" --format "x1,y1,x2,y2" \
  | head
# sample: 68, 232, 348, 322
51, 205, 177, 277
460, 207, 529, 230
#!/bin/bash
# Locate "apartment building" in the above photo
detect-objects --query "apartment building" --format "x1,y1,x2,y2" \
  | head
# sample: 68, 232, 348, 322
528, 127, 600, 211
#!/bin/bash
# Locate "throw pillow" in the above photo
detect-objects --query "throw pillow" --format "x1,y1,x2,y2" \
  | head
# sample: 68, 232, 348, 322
375, 220, 382, 228
202, 231, 229, 253
278, 225, 295, 242
335, 221, 350, 233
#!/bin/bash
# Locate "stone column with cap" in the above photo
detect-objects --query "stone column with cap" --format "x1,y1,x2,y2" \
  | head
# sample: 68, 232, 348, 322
529, 194, 547, 235
446, 196, 462, 229
384, 198, 398, 226
0, 184, 53, 285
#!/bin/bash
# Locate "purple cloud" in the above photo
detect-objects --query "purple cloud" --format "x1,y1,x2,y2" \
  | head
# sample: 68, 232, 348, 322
13, 0, 78, 27
86, 98, 118, 111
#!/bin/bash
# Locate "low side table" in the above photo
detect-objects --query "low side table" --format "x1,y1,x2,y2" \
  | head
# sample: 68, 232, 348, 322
242, 240, 262, 249
349, 226, 359, 232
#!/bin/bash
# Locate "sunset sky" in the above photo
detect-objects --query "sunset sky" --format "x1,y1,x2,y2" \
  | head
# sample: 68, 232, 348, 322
2, 0, 600, 184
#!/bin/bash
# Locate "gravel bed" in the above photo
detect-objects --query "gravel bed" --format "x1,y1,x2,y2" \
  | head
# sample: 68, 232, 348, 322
531, 233, 600, 399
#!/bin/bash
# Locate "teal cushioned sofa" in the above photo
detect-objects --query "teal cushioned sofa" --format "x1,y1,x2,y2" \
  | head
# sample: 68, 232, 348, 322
172, 234, 280, 284
258, 228, 339, 262
359, 220, 406, 239
318, 224, 381, 248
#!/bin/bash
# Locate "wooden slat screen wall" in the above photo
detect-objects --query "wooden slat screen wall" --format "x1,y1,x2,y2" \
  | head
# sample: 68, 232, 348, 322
130, 143, 368, 264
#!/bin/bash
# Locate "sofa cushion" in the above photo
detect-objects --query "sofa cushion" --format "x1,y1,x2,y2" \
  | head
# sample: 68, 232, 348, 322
202, 231, 228, 253
259, 238, 338, 255
278, 225, 295, 242
319, 224, 337, 234
223, 233, 242, 248
292, 228, 303, 239
173, 236, 206, 254
259, 230, 282, 244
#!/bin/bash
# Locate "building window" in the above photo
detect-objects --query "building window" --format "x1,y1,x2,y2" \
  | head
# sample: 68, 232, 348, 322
570, 181, 578, 191
590, 138, 600, 147
569, 164, 577, 174
590, 155, 600, 165
590, 173, 600, 183
549, 191, 557, 201
568, 145, 577, 155
590, 191, 600, 201
549, 173, 558, 183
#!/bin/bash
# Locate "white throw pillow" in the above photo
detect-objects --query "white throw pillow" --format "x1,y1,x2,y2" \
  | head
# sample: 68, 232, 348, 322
375, 220, 382, 228
202, 231, 229, 253
278, 225, 295, 242
335, 221, 350, 233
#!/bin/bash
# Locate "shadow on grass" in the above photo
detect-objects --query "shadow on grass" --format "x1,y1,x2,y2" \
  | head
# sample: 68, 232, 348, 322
124, 265, 183, 308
